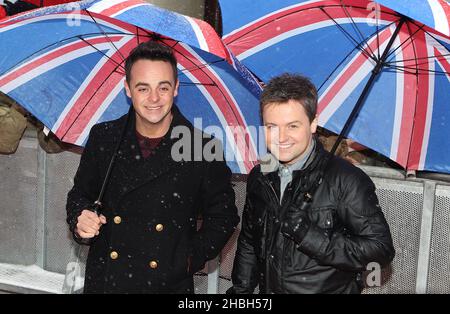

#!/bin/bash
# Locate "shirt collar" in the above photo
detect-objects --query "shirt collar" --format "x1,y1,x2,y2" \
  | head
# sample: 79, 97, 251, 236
278, 138, 316, 177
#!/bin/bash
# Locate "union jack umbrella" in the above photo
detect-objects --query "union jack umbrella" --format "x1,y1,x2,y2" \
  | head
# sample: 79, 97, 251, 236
0, 0, 262, 174
220, 0, 450, 174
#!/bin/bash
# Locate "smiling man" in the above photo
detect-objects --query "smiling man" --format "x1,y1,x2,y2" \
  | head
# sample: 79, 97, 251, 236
125, 58, 178, 138
228, 73, 395, 294
66, 41, 239, 293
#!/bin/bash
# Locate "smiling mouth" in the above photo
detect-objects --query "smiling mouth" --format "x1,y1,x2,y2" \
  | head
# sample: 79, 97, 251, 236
144, 106, 162, 111
277, 144, 294, 149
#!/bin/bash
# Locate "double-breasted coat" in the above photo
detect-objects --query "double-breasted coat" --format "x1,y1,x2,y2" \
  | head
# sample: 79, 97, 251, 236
66, 105, 239, 293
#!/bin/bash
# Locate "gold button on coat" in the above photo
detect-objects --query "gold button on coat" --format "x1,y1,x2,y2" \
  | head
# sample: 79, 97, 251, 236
113, 216, 122, 224
155, 224, 164, 232
110, 251, 119, 260
149, 261, 158, 269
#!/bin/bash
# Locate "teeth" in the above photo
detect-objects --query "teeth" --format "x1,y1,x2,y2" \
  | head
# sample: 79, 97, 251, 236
278, 144, 293, 149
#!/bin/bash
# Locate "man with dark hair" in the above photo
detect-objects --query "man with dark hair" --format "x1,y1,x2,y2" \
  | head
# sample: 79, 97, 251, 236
228, 73, 394, 294
66, 41, 239, 293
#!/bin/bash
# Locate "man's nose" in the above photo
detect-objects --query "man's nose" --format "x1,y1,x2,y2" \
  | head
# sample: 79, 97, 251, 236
149, 90, 160, 102
278, 128, 288, 143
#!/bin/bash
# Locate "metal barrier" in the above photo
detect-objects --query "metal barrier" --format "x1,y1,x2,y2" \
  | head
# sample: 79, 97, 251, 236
1, 133, 450, 294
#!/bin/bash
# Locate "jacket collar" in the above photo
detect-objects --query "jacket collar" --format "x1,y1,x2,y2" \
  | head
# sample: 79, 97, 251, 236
260, 137, 325, 177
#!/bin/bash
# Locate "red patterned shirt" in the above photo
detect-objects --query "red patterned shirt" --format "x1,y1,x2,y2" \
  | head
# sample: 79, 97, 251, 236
135, 130, 163, 159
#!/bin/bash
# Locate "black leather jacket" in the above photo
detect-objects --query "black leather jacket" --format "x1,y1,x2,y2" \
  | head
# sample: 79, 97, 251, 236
230, 141, 395, 294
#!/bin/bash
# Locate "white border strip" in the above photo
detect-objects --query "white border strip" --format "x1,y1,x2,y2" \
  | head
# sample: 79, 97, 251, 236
428, 0, 449, 36
185, 16, 209, 52
75, 77, 126, 145
52, 35, 131, 133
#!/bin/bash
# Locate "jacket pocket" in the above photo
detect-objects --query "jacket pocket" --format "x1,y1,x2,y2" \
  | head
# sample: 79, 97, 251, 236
310, 207, 336, 230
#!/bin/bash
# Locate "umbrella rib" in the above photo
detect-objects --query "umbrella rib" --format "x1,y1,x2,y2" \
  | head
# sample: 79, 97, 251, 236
155, 40, 226, 78
61, 60, 126, 139
168, 41, 218, 86
317, 23, 394, 92
328, 17, 407, 160
160, 38, 226, 74
155, 39, 220, 75
387, 64, 449, 75
166, 41, 244, 123
412, 21, 450, 53
387, 54, 450, 64
136, 26, 144, 46
411, 18, 450, 41
62, 25, 167, 138
386, 22, 450, 75
318, 44, 362, 91
339, 0, 377, 59
164, 40, 219, 73
85, 9, 127, 62
77, 36, 125, 71
390, 59, 450, 70
319, 7, 375, 62
0, 32, 143, 77
383, 64, 420, 75
386, 22, 426, 61
413, 21, 450, 54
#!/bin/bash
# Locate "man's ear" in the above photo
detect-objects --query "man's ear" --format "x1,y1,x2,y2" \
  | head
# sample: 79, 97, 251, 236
174, 79, 180, 97
124, 80, 131, 98
311, 116, 318, 134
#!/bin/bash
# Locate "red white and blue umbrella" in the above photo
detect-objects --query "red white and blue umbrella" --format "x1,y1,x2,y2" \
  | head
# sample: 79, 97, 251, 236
220, 0, 450, 174
0, 0, 262, 174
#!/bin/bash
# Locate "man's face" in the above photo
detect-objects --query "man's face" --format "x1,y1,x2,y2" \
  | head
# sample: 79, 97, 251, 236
263, 99, 317, 165
125, 59, 178, 135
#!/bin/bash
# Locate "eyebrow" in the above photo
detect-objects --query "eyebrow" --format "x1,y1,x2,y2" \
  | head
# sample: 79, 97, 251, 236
264, 121, 302, 125
134, 81, 173, 88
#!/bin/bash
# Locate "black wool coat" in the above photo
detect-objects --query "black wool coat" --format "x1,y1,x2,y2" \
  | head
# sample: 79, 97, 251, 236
66, 106, 239, 293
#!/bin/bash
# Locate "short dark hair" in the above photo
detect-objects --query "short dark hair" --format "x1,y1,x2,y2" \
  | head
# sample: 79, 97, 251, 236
125, 41, 178, 84
260, 73, 318, 122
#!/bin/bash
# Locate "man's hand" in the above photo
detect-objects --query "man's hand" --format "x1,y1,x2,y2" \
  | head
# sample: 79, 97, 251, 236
281, 204, 311, 245
75, 209, 107, 239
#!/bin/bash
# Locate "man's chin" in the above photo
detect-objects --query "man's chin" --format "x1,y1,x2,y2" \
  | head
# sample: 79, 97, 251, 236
142, 111, 170, 125
143, 116, 164, 124
278, 154, 298, 165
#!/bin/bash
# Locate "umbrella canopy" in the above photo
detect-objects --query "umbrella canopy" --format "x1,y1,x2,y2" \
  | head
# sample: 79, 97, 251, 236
220, 0, 450, 174
87, 0, 228, 58
0, 1, 262, 174
375, 0, 450, 37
